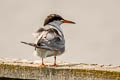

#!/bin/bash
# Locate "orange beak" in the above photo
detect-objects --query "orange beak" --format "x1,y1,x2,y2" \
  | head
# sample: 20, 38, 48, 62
62, 20, 75, 24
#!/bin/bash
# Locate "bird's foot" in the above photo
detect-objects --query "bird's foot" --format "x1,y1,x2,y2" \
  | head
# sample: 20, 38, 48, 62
40, 64, 48, 67
51, 63, 57, 66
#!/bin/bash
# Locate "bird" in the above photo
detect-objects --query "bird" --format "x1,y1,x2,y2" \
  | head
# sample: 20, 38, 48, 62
21, 14, 75, 66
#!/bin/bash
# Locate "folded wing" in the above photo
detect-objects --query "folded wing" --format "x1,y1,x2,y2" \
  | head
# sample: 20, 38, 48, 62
34, 27, 65, 53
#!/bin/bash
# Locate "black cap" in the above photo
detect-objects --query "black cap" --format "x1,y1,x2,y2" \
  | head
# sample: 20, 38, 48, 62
44, 14, 64, 26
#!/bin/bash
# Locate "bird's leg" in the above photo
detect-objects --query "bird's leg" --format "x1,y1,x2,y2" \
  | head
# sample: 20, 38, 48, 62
53, 56, 57, 66
42, 58, 44, 65
40, 58, 47, 67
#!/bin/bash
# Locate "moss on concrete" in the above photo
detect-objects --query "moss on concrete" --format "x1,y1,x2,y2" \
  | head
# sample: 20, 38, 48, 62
0, 58, 120, 80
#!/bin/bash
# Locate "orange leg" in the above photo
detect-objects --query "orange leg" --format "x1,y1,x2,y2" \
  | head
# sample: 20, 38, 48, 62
53, 56, 57, 66
40, 58, 47, 67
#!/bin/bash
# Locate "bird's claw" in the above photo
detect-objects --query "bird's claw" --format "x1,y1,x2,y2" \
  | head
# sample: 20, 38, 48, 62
40, 64, 48, 67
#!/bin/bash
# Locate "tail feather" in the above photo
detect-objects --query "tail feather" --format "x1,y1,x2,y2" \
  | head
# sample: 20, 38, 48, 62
21, 41, 52, 50
21, 41, 36, 47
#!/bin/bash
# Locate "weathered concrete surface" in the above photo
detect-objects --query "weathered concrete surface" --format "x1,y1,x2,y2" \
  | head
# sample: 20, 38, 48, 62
0, 58, 120, 80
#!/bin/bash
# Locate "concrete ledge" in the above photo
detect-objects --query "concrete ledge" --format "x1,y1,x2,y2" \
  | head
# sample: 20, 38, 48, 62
0, 58, 120, 80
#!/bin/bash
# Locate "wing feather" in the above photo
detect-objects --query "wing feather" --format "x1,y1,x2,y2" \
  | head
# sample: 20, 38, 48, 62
36, 28, 65, 53
32, 28, 46, 38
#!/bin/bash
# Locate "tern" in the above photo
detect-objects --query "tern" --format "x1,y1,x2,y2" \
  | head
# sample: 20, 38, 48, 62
21, 14, 75, 66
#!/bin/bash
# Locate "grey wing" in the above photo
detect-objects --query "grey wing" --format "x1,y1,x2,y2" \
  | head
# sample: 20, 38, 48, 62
37, 28, 65, 53
49, 36, 65, 53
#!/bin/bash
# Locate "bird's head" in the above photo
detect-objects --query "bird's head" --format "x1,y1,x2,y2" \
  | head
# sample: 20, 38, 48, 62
44, 14, 75, 26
